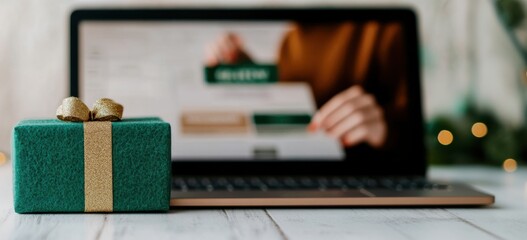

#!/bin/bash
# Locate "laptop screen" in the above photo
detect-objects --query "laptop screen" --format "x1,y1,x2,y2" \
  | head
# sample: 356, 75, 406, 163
73, 9, 424, 175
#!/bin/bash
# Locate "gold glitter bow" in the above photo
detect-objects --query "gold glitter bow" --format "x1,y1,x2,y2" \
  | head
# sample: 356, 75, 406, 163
56, 97, 123, 122
56, 97, 123, 212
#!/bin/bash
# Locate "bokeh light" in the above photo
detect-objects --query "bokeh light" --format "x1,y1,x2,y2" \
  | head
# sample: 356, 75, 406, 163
0, 151, 6, 166
471, 122, 488, 138
503, 158, 517, 173
437, 130, 453, 145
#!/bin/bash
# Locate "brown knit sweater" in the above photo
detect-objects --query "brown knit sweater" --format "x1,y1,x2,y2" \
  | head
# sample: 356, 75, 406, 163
277, 21, 409, 151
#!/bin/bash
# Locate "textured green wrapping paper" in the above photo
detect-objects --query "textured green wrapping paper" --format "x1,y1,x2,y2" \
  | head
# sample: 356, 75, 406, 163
12, 118, 171, 213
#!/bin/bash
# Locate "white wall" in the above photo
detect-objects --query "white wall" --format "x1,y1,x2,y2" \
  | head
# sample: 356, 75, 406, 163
1, 0, 526, 155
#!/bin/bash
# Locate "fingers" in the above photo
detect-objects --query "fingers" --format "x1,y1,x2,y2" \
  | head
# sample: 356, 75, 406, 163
310, 86, 364, 129
321, 93, 376, 131
341, 124, 370, 147
205, 43, 219, 66
342, 120, 387, 147
218, 35, 237, 62
205, 32, 245, 66
326, 106, 382, 139
226, 33, 243, 49
308, 85, 388, 148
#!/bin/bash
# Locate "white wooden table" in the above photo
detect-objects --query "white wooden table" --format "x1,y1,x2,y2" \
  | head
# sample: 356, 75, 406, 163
0, 162, 526, 240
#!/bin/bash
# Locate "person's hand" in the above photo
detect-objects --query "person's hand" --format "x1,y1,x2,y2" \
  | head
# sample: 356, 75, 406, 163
205, 32, 252, 66
308, 86, 387, 148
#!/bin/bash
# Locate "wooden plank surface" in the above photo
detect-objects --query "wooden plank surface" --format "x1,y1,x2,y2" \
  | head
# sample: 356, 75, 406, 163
432, 167, 527, 240
1, 163, 526, 239
267, 208, 497, 240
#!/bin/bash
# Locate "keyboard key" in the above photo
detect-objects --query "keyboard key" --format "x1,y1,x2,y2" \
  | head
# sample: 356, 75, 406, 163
172, 176, 451, 192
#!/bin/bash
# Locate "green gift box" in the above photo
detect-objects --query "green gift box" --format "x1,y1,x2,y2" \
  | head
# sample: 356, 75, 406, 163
12, 117, 171, 213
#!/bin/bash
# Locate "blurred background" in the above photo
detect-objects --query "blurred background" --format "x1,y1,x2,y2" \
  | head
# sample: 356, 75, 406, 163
0, 0, 526, 169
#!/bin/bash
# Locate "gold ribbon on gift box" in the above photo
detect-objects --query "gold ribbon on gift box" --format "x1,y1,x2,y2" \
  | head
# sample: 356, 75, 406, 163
56, 97, 123, 212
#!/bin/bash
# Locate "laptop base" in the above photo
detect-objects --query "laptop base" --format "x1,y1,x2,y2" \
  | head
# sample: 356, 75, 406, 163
170, 182, 494, 207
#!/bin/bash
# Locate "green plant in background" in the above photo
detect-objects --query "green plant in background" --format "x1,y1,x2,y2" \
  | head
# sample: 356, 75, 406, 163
427, 103, 527, 166
496, 0, 525, 29
426, 0, 527, 167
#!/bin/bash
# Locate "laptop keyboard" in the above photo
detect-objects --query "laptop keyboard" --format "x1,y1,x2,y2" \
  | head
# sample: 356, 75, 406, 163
172, 176, 450, 192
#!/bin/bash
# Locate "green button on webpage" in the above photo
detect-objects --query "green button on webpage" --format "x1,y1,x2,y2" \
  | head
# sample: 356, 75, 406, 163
252, 113, 312, 125
205, 64, 278, 84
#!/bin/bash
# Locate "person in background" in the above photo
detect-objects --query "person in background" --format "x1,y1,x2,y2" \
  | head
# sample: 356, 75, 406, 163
205, 22, 408, 157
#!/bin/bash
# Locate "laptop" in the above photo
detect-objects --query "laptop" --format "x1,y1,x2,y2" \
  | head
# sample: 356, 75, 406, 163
70, 8, 494, 206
